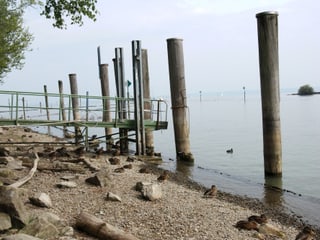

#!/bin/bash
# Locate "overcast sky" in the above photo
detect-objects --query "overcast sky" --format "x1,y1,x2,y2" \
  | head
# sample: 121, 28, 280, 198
2, 0, 320, 97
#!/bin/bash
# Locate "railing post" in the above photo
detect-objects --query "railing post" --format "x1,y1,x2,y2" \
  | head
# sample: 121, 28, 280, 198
15, 93, 18, 123
256, 11, 282, 176
22, 97, 26, 120
166, 38, 194, 161
43, 85, 51, 135
58, 80, 67, 137
132, 40, 145, 155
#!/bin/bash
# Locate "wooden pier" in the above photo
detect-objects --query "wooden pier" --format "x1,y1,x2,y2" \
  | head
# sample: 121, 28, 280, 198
0, 90, 168, 149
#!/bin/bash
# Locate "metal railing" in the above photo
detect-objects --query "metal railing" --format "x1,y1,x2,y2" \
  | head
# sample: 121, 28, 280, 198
0, 90, 168, 130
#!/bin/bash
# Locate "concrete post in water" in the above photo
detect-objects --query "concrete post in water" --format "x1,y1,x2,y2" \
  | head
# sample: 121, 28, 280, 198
256, 11, 282, 176
58, 80, 67, 137
99, 63, 113, 150
68, 73, 82, 143
166, 38, 194, 161
142, 49, 154, 156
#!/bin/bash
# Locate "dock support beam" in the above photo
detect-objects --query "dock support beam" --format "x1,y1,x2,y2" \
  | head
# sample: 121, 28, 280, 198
142, 49, 154, 155
256, 11, 282, 176
99, 63, 113, 150
132, 40, 145, 155
114, 48, 129, 154
69, 73, 82, 144
166, 38, 194, 161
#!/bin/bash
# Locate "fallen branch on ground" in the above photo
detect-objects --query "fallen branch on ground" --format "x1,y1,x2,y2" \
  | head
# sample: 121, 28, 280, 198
9, 153, 39, 188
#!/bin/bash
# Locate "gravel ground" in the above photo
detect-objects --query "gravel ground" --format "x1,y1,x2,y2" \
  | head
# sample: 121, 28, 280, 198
0, 126, 319, 240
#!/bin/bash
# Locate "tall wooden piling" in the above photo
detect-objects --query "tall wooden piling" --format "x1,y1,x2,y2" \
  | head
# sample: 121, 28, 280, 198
99, 63, 113, 150
132, 40, 145, 155
256, 11, 282, 176
142, 49, 154, 155
58, 80, 67, 137
114, 48, 129, 154
68, 73, 82, 143
166, 38, 194, 161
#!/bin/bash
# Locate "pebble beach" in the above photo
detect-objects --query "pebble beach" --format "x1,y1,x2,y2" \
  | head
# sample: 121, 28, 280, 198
0, 126, 319, 239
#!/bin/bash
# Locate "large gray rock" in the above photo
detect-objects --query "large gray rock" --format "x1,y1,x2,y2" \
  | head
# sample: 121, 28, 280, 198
0, 212, 12, 231
0, 186, 28, 228
85, 168, 112, 187
0, 156, 24, 170
141, 183, 162, 201
20, 212, 64, 239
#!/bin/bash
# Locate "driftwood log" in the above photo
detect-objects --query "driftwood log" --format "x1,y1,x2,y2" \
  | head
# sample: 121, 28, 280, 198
9, 153, 39, 188
76, 212, 139, 240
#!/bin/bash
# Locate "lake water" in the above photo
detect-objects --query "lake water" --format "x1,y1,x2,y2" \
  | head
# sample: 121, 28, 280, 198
152, 90, 320, 226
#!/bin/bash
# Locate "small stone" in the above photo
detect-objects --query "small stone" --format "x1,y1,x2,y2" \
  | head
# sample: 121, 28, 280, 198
60, 175, 79, 181
29, 192, 52, 208
56, 181, 77, 188
0, 147, 10, 157
0, 212, 12, 231
106, 192, 122, 202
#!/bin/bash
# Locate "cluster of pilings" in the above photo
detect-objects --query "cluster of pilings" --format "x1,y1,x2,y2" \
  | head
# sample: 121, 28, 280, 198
30, 11, 285, 176
167, 10, 283, 176
49, 39, 193, 161
168, 11, 283, 175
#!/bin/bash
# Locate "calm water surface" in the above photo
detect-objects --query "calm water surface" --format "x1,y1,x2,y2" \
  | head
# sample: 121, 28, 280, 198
153, 91, 320, 226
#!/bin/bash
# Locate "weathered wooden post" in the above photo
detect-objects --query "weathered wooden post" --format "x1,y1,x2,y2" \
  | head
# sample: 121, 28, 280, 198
58, 80, 67, 137
68, 73, 82, 143
132, 40, 145, 155
166, 38, 194, 161
43, 85, 51, 135
142, 49, 154, 156
99, 63, 113, 150
256, 11, 282, 176
113, 48, 129, 154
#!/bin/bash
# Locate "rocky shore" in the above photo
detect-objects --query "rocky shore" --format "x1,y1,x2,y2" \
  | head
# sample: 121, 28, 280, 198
0, 126, 318, 239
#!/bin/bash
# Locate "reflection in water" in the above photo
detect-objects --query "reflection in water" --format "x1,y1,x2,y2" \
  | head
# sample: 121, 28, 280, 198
263, 175, 283, 205
176, 160, 194, 177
